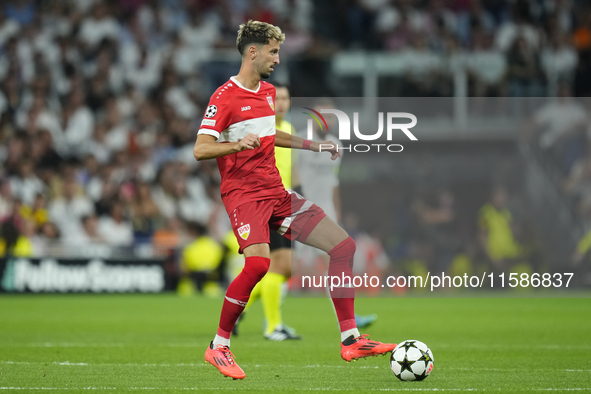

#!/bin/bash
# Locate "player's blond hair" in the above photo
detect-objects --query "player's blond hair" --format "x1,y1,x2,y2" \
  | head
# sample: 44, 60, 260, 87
236, 20, 285, 55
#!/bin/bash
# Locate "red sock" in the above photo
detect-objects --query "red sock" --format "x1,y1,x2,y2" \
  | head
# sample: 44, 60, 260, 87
328, 237, 357, 332
216, 256, 270, 338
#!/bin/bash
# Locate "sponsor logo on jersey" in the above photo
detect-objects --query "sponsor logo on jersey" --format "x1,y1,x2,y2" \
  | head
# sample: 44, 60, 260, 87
266, 96, 274, 111
238, 224, 250, 240
201, 119, 216, 127
205, 105, 217, 118
241, 106, 251, 111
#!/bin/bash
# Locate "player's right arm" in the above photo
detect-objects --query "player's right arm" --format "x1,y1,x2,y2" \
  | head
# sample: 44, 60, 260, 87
194, 93, 261, 161
193, 133, 261, 161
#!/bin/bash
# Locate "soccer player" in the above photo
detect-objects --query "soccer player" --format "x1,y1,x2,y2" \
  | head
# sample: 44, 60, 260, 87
239, 91, 376, 341
239, 83, 302, 341
194, 20, 396, 380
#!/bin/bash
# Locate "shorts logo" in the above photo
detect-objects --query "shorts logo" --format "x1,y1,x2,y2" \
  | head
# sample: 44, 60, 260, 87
205, 105, 217, 118
201, 119, 216, 126
238, 224, 250, 240
266, 96, 274, 111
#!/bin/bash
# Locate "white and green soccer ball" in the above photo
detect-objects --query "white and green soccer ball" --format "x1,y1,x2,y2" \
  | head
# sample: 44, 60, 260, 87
390, 340, 434, 381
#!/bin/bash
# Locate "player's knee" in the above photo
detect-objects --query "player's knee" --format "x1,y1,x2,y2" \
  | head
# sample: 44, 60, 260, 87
328, 236, 356, 259
244, 256, 271, 282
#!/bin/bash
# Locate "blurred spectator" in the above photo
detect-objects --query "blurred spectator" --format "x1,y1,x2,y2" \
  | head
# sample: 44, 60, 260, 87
526, 83, 587, 173
478, 187, 524, 266
573, 7, 591, 96
411, 189, 458, 270
152, 215, 186, 256
268, 0, 312, 33
548, 0, 575, 34
30, 130, 62, 171
0, 178, 13, 221
78, 3, 120, 52
3, 134, 27, 176
35, 220, 61, 256
0, 8, 20, 47
19, 192, 49, 228
466, 29, 507, 96
104, 96, 132, 152
276, 17, 311, 57
165, 32, 203, 76
456, 0, 495, 46
541, 32, 578, 91
564, 150, 591, 206
345, 0, 381, 48
495, 1, 540, 52
400, 34, 445, 96
245, 0, 276, 25
82, 122, 111, 163
506, 36, 544, 97
123, 45, 163, 95
0, 212, 20, 256
70, 214, 107, 246
97, 199, 133, 246
381, 11, 415, 51
62, 89, 95, 158
9, 158, 44, 206
48, 177, 94, 238
130, 180, 161, 240
9, 217, 35, 257
4, 0, 36, 27
179, 7, 218, 52
181, 221, 223, 293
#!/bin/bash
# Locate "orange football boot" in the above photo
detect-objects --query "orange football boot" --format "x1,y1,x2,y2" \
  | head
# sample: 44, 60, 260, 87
341, 334, 397, 362
204, 342, 245, 379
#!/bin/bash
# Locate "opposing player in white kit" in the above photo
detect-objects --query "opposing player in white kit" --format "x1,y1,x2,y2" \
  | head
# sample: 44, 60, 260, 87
297, 100, 378, 328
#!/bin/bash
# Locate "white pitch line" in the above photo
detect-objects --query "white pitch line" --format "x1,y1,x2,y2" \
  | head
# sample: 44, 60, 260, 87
1, 388, 591, 392
2, 342, 591, 351
2, 361, 591, 373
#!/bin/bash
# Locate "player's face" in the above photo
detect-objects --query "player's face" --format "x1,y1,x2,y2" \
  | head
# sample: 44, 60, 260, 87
275, 87, 290, 118
255, 39, 280, 79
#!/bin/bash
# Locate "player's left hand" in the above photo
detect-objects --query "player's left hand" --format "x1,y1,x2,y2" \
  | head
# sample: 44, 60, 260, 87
319, 140, 341, 160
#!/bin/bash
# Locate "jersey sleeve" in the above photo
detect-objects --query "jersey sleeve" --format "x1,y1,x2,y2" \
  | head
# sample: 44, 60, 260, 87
197, 95, 232, 140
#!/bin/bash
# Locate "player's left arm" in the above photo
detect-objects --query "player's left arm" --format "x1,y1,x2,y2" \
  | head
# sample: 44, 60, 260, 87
275, 129, 340, 160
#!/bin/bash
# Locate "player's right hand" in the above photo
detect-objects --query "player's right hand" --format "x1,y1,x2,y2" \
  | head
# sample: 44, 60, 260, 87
237, 133, 261, 151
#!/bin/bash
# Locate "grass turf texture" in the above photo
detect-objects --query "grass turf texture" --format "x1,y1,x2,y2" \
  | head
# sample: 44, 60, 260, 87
0, 294, 590, 393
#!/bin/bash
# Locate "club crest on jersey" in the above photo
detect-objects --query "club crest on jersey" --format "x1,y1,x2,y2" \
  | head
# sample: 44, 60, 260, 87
205, 105, 217, 118
238, 224, 250, 240
266, 96, 274, 111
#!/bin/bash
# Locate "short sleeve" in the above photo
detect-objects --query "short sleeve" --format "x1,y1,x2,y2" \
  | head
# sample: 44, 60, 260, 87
198, 95, 232, 140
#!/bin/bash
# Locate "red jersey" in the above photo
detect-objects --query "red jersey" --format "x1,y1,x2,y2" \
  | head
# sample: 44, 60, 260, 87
198, 77, 285, 214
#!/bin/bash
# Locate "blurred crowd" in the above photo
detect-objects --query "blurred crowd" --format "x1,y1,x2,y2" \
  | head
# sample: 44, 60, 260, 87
0, 0, 590, 277
319, 0, 591, 97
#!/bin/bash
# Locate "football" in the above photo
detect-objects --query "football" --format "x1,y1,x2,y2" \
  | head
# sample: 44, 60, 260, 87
390, 340, 434, 381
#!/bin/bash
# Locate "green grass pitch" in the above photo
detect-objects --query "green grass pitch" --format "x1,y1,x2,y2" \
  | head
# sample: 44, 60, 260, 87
1, 293, 590, 393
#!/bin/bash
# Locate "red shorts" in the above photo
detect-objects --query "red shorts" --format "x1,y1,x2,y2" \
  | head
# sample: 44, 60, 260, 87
229, 190, 326, 253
